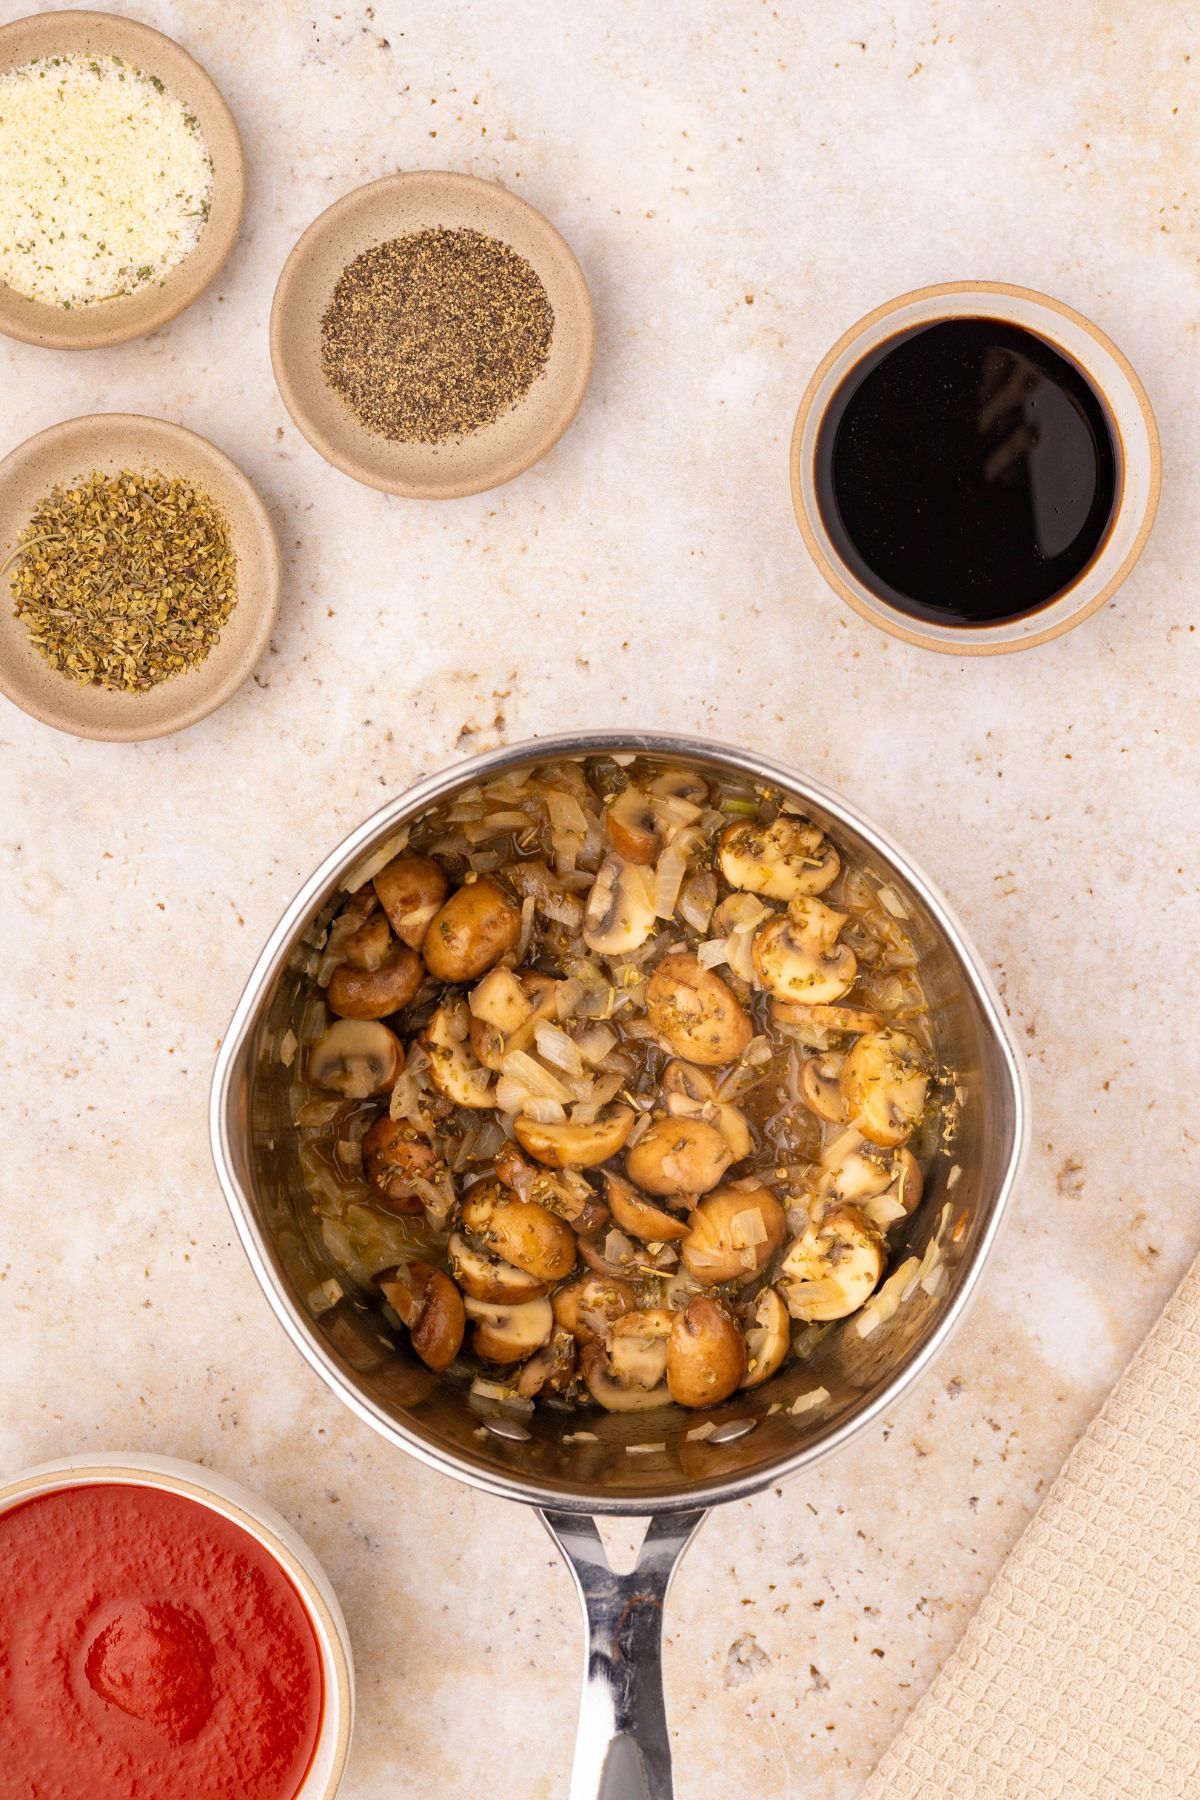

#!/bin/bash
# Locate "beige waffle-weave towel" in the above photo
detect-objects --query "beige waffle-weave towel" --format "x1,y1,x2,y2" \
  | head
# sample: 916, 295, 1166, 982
864, 1253, 1200, 1799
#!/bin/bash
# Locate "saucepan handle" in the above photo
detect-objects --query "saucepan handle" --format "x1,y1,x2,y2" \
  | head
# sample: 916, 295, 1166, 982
539, 1506, 708, 1800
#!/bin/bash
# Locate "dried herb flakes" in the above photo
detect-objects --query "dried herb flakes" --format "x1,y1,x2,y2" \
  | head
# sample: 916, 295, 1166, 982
320, 227, 555, 443
9, 469, 238, 692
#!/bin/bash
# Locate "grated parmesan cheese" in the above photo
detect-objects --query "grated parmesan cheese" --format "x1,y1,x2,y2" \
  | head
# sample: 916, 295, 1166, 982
0, 54, 213, 307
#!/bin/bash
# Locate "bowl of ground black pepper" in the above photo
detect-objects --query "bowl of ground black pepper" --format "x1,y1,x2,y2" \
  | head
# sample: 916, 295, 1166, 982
270, 171, 594, 498
0, 11, 244, 350
0, 413, 280, 740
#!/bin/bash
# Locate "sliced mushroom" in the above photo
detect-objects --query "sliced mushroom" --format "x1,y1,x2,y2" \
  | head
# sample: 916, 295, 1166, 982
602, 1170, 689, 1242
841, 1028, 931, 1147
661, 1060, 753, 1160
552, 1272, 638, 1344
646, 952, 753, 1066
308, 1019, 402, 1098
625, 1116, 732, 1197
740, 1287, 790, 1388
680, 1184, 786, 1285
579, 1340, 670, 1412
468, 967, 558, 1069
718, 817, 840, 900
515, 1326, 577, 1398
495, 1144, 607, 1233
582, 856, 657, 955
374, 855, 449, 950
650, 768, 709, 806
819, 1137, 923, 1222
421, 1001, 495, 1109
327, 946, 423, 1021
448, 1232, 547, 1304
377, 1263, 465, 1372
780, 1206, 884, 1322
752, 896, 857, 1004
605, 786, 662, 864
423, 878, 522, 983
666, 1297, 747, 1407
362, 1116, 439, 1213
769, 1000, 884, 1044
800, 1054, 849, 1124
609, 1309, 675, 1389
343, 910, 392, 971
460, 1181, 577, 1283
465, 1294, 554, 1363
513, 1104, 635, 1170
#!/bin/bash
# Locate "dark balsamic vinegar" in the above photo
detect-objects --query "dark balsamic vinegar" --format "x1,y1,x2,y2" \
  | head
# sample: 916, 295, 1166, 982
815, 318, 1120, 626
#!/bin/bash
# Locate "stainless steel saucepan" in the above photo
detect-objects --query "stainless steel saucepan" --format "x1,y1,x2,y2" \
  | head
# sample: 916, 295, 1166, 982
210, 731, 1028, 1798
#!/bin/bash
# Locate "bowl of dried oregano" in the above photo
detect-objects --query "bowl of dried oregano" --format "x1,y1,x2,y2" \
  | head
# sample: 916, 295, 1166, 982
0, 412, 279, 740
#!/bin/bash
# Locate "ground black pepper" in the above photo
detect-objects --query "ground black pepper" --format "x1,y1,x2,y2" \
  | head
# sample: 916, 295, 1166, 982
319, 227, 555, 443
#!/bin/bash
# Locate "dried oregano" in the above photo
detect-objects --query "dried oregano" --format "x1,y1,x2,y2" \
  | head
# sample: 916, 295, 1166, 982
8, 468, 238, 692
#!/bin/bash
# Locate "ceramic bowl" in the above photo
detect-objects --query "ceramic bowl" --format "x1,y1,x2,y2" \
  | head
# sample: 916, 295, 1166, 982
0, 1451, 353, 1797
0, 412, 280, 741
0, 10, 244, 350
790, 281, 1161, 655
271, 170, 594, 498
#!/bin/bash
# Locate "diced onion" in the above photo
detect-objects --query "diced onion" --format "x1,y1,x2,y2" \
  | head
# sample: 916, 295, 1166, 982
790, 1386, 830, 1415
279, 1028, 298, 1068
653, 835, 690, 920
340, 825, 410, 893
686, 1421, 716, 1441
696, 937, 728, 969
678, 868, 717, 932
731, 1207, 768, 1249
501, 1049, 572, 1101
516, 895, 536, 961
535, 1021, 585, 1076
605, 1229, 635, 1265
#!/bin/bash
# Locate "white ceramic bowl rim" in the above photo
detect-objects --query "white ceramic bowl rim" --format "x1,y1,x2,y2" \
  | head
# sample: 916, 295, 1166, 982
791, 281, 1161, 655
0, 1451, 353, 1800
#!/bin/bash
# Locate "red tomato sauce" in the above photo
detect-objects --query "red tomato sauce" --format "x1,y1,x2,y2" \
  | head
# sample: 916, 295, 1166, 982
0, 1483, 324, 1800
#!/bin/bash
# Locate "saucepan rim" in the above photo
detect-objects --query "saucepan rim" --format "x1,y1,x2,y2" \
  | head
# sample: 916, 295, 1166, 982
210, 729, 1029, 1515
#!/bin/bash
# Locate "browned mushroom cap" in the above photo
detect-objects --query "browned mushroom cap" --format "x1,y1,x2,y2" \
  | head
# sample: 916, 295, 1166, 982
374, 855, 449, 951
739, 1287, 790, 1388
515, 1326, 577, 1398
327, 945, 423, 1021
343, 910, 392, 971
752, 897, 857, 1004
448, 1232, 547, 1304
362, 1116, 438, 1213
605, 787, 662, 864
579, 1341, 670, 1412
841, 1028, 931, 1148
799, 1054, 848, 1124
718, 817, 840, 900
377, 1263, 465, 1372
422, 878, 522, 983
602, 1170, 689, 1242
666, 1297, 747, 1407
513, 1104, 635, 1170
646, 952, 753, 1066
308, 1019, 403, 1098
625, 1116, 733, 1197
465, 1294, 554, 1363
551, 1272, 638, 1343
460, 1181, 577, 1283
680, 1184, 786, 1285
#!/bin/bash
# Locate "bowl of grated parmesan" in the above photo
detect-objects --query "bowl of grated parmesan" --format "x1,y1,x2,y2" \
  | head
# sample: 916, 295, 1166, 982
0, 10, 244, 349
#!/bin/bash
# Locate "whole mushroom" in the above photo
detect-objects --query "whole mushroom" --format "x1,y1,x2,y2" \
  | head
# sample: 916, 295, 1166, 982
327, 945, 423, 1021
374, 855, 449, 951
460, 1181, 577, 1284
666, 1297, 747, 1407
362, 1117, 440, 1213
625, 1115, 733, 1197
423, 877, 522, 983
680, 1184, 786, 1286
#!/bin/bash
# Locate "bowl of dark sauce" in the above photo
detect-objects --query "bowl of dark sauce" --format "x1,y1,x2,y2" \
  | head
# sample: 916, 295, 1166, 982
791, 283, 1160, 654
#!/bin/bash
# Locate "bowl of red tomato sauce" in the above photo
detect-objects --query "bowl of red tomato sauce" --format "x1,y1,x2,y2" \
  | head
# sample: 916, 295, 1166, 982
0, 1452, 353, 1800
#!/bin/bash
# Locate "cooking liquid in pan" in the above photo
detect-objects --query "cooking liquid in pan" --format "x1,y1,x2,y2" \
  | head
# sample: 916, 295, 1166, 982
815, 317, 1120, 626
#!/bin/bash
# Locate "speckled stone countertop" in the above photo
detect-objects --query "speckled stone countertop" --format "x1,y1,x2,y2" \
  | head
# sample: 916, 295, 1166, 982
2, 2, 1197, 1794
